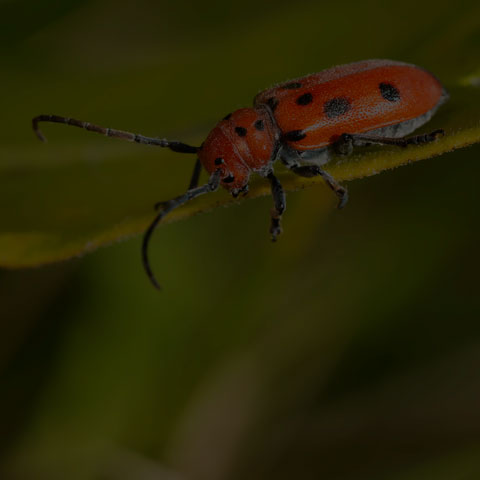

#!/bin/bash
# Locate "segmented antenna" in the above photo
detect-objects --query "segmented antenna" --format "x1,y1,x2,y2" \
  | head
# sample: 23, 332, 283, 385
32, 114, 199, 153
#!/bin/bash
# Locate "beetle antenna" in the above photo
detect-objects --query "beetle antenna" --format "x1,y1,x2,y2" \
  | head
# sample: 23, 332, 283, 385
142, 169, 222, 290
142, 211, 166, 290
32, 114, 199, 153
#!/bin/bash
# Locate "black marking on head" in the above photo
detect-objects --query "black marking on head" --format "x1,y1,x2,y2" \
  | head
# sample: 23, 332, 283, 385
223, 113, 232, 120
296, 92, 313, 106
284, 82, 302, 89
284, 130, 306, 142
214, 157, 224, 165
323, 97, 351, 119
379, 82, 400, 102
235, 126, 247, 137
223, 174, 235, 183
254, 119, 264, 131
266, 97, 279, 112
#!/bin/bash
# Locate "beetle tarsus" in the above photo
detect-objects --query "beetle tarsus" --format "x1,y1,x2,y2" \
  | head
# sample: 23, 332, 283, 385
333, 128, 446, 153
289, 165, 348, 209
270, 214, 282, 242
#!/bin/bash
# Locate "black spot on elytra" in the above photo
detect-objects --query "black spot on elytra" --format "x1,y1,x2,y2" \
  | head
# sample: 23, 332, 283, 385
223, 174, 235, 183
214, 157, 224, 165
324, 97, 351, 118
284, 82, 302, 89
254, 119, 264, 131
267, 97, 279, 112
284, 130, 306, 142
223, 113, 232, 120
235, 126, 247, 137
379, 82, 400, 102
296, 93, 313, 106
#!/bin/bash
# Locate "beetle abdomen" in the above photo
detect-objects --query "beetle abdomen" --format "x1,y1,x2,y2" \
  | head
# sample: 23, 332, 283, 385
255, 60, 447, 151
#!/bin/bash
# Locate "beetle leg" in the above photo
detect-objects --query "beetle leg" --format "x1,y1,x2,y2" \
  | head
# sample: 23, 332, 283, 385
333, 129, 444, 155
267, 172, 286, 241
279, 144, 301, 169
290, 165, 348, 209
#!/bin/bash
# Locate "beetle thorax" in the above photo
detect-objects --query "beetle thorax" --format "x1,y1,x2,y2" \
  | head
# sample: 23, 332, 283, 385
198, 107, 279, 195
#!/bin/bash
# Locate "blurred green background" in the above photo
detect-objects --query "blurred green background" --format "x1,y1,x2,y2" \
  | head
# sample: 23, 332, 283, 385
1, 0, 480, 479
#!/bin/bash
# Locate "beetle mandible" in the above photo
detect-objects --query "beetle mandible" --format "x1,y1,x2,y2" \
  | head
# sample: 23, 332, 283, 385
32, 59, 448, 289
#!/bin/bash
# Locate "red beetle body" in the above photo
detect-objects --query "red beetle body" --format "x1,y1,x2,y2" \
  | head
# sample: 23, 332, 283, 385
33, 59, 448, 289
200, 59, 447, 196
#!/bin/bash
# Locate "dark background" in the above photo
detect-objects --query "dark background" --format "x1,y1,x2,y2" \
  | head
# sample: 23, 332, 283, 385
1, 1, 480, 479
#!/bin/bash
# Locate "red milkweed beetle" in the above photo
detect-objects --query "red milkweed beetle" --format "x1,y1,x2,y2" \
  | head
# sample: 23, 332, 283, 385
32, 59, 448, 289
